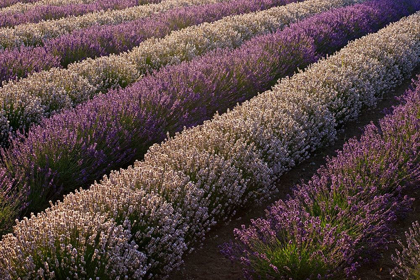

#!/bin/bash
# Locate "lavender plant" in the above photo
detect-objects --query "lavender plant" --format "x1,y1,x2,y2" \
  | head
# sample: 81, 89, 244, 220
0, 210, 151, 279
392, 221, 420, 279
0, 46, 61, 82
0, 0, 411, 233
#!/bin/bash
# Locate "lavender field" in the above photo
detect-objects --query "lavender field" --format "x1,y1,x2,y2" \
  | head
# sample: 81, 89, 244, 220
0, 0, 419, 279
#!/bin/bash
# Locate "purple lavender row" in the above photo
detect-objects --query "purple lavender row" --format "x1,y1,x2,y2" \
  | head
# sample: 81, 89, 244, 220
0, 0, 155, 28
0, 0, 39, 9
0, 0, 415, 232
0, 0, 299, 83
222, 76, 420, 279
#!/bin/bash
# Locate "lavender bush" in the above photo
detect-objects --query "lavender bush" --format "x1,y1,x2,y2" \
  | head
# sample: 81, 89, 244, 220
0, 0, 300, 83
0, 46, 61, 82
0, 0, 412, 233
0, 11, 418, 279
222, 73, 420, 279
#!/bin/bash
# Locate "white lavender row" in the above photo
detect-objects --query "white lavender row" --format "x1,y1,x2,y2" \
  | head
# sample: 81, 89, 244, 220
0, 9, 418, 280
0, 0, 367, 140
0, 0, 228, 48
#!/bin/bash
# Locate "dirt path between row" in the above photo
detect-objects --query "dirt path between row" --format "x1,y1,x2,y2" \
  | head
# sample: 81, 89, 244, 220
169, 66, 420, 280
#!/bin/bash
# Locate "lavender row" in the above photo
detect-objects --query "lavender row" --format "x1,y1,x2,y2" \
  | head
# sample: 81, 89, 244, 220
0, 0, 156, 28
0, 0, 228, 49
222, 74, 420, 279
0, 10, 418, 279
0, 0, 366, 144
0, 0, 416, 236
0, 0, 302, 83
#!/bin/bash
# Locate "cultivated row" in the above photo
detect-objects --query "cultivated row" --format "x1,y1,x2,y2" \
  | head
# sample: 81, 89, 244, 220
0, 0, 301, 83
0, 7, 418, 280
222, 75, 420, 278
0, 0, 228, 48
0, 0, 411, 231
0, 0, 375, 141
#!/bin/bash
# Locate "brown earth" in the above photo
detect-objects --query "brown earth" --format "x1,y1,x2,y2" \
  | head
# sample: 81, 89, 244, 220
169, 66, 420, 280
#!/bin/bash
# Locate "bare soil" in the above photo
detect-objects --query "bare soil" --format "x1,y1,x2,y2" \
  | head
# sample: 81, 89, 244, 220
169, 66, 420, 280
